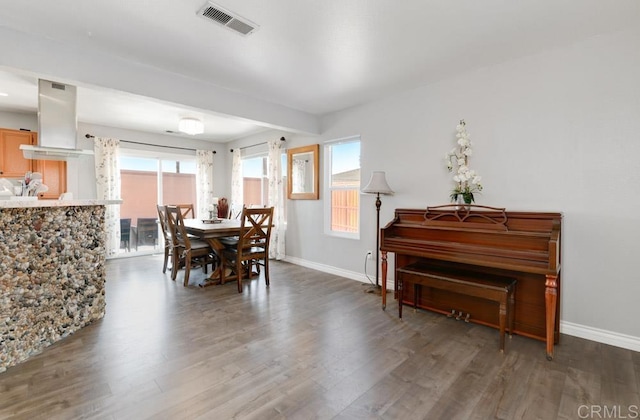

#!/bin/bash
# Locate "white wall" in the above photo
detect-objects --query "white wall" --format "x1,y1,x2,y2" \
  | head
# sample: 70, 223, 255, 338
0, 111, 37, 131
74, 123, 224, 199
281, 26, 640, 345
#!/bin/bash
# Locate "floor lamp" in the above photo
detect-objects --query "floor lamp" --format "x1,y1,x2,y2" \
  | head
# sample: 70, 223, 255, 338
362, 171, 394, 294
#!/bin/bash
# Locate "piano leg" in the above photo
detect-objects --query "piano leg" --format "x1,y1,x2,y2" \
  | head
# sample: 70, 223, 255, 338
545, 274, 558, 361
508, 288, 515, 338
398, 270, 403, 319
499, 300, 507, 353
381, 251, 388, 310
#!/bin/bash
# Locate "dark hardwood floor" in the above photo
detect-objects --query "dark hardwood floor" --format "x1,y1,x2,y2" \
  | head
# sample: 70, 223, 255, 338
1, 255, 639, 419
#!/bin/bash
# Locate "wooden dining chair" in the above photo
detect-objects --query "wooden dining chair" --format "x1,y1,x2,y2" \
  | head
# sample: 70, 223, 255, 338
220, 206, 274, 293
119, 218, 131, 252
165, 205, 216, 286
174, 203, 195, 219
156, 205, 174, 274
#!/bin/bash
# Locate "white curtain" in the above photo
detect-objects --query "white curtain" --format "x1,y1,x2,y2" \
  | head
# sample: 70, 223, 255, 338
196, 150, 215, 219
267, 138, 286, 260
230, 148, 243, 218
94, 137, 121, 258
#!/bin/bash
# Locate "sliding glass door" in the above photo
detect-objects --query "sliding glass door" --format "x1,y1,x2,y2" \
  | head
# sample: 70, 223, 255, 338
118, 151, 196, 256
161, 159, 196, 207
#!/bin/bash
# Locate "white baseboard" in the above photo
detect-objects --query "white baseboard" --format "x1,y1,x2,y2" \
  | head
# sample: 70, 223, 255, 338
283, 255, 395, 290
284, 256, 640, 353
561, 321, 640, 352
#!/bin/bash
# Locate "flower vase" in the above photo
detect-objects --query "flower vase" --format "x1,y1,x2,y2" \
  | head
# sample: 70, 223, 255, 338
455, 194, 465, 210
464, 194, 473, 205
455, 194, 472, 211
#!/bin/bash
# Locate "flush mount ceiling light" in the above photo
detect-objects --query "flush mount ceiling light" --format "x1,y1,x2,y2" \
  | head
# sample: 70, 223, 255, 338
178, 117, 204, 135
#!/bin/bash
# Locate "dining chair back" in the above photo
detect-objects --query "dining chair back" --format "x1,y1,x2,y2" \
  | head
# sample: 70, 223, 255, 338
156, 205, 173, 274
166, 205, 215, 286
135, 217, 159, 250
120, 218, 131, 252
174, 203, 195, 219
231, 209, 242, 220
221, 206, 274, 293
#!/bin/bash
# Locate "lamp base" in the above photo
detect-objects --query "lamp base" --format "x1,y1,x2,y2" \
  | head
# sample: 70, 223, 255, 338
363, 284, 382, 295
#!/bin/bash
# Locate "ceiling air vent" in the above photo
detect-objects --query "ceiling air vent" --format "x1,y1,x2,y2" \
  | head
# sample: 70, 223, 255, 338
197, 2, 259, 36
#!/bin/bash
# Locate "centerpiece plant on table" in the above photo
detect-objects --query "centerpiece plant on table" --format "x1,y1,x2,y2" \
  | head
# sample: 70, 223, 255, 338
445, 120, 482, 205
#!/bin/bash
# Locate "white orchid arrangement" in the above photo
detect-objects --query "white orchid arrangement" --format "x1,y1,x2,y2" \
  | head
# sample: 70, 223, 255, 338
21, 171, 48, 197
445, 120, 482, 204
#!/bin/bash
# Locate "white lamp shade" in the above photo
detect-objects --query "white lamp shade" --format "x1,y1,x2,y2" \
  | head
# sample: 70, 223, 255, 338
362, 171, 394, 195
178, 118, 204, 135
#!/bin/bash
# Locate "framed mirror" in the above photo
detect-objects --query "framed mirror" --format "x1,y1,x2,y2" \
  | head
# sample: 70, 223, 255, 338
287, 144, 319, 200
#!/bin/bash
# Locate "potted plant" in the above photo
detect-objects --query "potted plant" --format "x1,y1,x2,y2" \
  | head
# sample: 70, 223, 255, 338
445, 120, 482, 205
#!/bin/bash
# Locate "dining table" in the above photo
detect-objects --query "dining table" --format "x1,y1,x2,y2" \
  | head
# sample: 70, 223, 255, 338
183, 218, 242, 286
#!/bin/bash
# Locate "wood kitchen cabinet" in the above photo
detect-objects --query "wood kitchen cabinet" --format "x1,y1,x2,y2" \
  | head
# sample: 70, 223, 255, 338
0, 128, 68, 199
28, 131, 68, 199
34, 159, 67, 199
0, 128, 36, 177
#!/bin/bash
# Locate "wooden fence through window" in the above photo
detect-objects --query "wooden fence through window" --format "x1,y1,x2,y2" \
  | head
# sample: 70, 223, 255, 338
331, 189, 359, 232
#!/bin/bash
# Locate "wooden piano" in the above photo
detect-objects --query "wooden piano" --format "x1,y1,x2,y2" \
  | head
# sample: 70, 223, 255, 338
380, 205, 562, 360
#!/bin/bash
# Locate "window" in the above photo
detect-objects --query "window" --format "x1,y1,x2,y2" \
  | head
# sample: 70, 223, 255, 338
241, 153, 287, 220
242, 155, 268, 207
161, 159, 196, 207
324, 137, 361, 238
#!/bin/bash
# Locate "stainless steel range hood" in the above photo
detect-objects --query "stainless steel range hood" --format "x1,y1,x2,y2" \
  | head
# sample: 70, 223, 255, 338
20, 79, 94, 161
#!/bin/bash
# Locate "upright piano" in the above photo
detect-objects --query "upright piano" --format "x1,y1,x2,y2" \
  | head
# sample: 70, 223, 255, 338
380, 205, 562, 359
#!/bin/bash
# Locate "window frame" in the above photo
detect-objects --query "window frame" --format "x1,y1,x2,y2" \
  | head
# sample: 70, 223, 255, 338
117, 148, 197, 257
323, 135, 361, 240
119, 148, 196, 206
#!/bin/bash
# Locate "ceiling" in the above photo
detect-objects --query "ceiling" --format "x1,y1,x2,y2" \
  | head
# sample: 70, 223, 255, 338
0, 69, 269, 142
0, 0, 638, 142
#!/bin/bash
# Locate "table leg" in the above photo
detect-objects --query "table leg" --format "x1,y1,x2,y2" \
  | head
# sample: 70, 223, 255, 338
200, 238, 225, 287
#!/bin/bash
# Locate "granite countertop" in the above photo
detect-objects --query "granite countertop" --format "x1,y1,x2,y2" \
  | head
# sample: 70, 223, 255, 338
0, 199, 122, 209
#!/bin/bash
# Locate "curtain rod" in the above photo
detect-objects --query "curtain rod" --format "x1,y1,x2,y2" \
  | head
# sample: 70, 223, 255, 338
230, 136, 285, 153
85, 134, 217, 153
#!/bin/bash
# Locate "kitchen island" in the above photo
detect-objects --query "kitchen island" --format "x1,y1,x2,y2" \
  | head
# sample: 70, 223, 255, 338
0, 199, 119, 372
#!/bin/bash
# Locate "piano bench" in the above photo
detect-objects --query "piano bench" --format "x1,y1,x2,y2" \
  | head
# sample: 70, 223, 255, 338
396, 263, 516, 353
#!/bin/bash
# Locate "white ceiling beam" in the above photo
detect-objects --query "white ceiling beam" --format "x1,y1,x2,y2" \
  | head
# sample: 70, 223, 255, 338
0, 26, 320, 135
